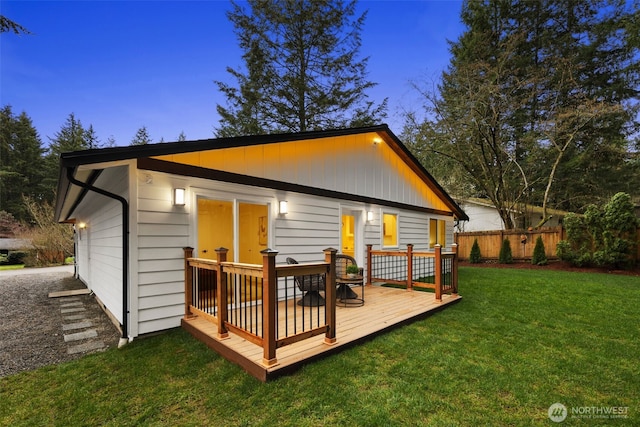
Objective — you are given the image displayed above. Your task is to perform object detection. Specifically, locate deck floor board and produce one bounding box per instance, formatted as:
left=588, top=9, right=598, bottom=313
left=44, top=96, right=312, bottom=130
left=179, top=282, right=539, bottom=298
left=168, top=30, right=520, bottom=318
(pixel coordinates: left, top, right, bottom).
left=182, top=285, right=460, bottom=381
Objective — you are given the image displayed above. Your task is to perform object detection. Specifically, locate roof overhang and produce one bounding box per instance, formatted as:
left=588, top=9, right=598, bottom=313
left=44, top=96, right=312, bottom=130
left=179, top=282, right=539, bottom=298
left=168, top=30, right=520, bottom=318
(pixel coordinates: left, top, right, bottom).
left=54, top=125, right=468, bottom=222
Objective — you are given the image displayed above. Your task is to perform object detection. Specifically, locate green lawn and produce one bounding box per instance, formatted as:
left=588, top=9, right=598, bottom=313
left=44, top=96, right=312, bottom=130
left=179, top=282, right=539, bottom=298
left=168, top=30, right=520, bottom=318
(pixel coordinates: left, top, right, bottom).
left=1, top=267, right=638, bottom=426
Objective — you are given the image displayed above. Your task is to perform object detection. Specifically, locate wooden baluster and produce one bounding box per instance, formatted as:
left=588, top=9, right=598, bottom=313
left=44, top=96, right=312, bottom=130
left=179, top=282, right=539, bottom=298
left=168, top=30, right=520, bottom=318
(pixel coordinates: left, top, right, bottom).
left=324, top=247, right=337, bottom=345
left=366, top=244, right=373, bottom=286
left=216, top=247, right=229, bottom=339
left=261, top=248, right=279, bottom=366
left=435, top=244, right=442, bottom=302
left=407, top=244, right=414, bottom=290
left=183, top=247, right=194, bottom=318
left=451, top=243, right=459, bottom=296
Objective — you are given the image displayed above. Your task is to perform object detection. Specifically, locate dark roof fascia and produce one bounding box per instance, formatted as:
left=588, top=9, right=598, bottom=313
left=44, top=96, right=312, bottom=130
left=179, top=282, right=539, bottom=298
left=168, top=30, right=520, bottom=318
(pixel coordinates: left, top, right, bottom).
left=59, top=125, right=392, bottom=168
left=378, top=131, right=468, bottom=221
left=138, top=157, right=456, bottom=218
left=54, top=167, right=103, bottom=222
left=57, top=124, right=467, bottom=221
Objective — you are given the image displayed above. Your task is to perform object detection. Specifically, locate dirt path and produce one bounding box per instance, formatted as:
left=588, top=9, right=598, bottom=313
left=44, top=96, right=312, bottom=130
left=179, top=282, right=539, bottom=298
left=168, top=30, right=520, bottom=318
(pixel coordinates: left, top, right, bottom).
left=0, top=267, right=121, bottom=377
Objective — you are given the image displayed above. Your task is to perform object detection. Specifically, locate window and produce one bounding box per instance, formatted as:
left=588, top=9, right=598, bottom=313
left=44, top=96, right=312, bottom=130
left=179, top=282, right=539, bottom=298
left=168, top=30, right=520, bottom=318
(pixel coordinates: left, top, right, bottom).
left=429, top=219, right=447, bottom=248
left=383, top=213, right=398, bottom=247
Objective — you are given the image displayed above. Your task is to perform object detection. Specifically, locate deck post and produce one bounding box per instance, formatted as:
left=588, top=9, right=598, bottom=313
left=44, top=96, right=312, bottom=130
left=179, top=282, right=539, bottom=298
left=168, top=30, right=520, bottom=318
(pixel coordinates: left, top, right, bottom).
left=215, top=248, right=229, bottom=339
left=435, top=244, right=442, bottom=302
left=451, top=243, right=459, bottom=295
left=406, top=244, right=414, bottom=290
left=183, top=247, right=194, bottom=318
left=366, top=244, right=373, bottom=286
left=261, top=248, right=279, bottom=366
left=324, top=247, right=338, bottom=345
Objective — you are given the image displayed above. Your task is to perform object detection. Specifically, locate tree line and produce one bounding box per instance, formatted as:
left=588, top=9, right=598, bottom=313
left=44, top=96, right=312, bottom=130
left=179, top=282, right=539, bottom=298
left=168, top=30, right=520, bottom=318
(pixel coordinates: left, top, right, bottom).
left=2, top=0, right=638, bottom=233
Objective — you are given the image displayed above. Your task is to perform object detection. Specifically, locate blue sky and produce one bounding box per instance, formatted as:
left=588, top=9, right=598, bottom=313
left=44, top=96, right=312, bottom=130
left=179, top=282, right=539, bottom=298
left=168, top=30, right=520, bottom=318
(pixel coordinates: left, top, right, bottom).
left=1, top=0, right=464, bottom=146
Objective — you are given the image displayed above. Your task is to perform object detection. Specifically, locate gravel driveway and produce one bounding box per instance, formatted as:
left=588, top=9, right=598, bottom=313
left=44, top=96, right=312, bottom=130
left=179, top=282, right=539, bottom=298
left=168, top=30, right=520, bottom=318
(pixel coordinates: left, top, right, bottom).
left=0, top=266, right=120, bottom=378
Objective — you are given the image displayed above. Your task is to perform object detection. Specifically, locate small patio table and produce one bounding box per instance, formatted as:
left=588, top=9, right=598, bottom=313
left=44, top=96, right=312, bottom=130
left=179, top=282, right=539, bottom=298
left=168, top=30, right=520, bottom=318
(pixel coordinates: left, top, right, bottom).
left=336, top=275, right=364, bottom=307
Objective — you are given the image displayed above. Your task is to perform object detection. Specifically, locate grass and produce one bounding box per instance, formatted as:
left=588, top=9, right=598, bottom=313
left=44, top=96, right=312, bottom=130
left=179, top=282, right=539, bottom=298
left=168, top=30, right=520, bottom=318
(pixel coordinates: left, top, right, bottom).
left=0, top=264, right=24, bottom=271
left=1, top=267, right=638, bottom=426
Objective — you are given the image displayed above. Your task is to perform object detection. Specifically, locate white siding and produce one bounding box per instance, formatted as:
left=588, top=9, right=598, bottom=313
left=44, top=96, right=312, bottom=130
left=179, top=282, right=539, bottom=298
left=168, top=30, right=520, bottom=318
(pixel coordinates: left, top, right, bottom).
left=72, top=166, right=128, bottom=325
left=135, top=171, right=189, bottom=335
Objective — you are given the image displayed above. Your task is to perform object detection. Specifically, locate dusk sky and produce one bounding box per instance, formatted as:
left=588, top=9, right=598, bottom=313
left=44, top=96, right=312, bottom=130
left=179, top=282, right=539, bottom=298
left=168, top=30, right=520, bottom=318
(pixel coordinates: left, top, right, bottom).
left=1, top=1, right=465, bottom=147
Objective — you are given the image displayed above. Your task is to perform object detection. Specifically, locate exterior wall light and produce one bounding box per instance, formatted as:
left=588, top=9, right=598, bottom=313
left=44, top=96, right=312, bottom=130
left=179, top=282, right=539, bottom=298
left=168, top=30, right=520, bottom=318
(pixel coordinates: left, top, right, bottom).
left=173, top=188, right=186, bottom=206
left=78, top=222, right=87, bottom=229
left=367, top=211, right=374, bottom=222
left=279, top=200, right=288, bottom=215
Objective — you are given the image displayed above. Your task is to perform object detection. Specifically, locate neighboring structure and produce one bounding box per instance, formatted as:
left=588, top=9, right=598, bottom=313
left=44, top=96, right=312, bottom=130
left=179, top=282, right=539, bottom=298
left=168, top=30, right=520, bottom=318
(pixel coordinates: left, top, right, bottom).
left=55, top=125, right=467, bottom=342
left=455, top=198, right=567, bottom=232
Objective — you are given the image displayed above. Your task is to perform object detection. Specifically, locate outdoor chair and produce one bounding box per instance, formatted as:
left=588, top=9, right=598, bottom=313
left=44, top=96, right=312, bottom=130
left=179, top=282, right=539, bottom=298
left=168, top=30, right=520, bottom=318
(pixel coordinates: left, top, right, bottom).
left=335, top=254, right=365, bottom=305
left=286, top=257, right=326, bottom=306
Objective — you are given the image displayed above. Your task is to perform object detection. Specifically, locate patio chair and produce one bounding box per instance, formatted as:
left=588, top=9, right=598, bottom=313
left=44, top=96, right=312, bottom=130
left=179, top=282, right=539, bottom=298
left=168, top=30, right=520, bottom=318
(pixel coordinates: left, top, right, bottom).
left=286, top=257, right=326, bottom=306
left=335, top=254, right=364, bottom=304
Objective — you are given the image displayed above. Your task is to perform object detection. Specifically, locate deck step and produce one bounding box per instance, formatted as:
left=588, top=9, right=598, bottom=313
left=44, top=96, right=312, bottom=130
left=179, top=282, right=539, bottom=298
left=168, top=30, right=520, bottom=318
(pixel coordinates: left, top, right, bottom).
left=49, top=288, right=91, bottom=298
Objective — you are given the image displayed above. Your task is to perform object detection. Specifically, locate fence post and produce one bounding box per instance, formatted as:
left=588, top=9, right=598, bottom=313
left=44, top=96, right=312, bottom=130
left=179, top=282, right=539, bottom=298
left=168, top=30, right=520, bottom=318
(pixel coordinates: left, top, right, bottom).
left=183, top=247, right=194, bottom=318
left=324, top=247, right=338, bottom=345
left=215, top=248, right=229, bottom=339
left=406, top=244, right=414, bottom=290
left=261, top=248, right=279, bottom=367
left=451, top=243, right=459, bottom=296
left=435, top=244, right=442, bottom=302
left=366, top=244, right=373, bottom=286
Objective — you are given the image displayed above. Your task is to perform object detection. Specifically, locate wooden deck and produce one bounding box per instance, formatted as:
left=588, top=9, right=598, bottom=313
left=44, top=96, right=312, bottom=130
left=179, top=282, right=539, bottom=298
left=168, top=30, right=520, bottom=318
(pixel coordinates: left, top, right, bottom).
left=182, top=284, right=461, bottom=381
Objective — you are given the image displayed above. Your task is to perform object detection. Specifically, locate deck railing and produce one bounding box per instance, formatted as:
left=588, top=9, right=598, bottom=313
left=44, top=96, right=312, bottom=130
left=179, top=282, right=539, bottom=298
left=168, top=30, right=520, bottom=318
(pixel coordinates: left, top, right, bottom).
left=183, top=247, right=337, bottom=367
left=366, top=243, right=458, bottom=301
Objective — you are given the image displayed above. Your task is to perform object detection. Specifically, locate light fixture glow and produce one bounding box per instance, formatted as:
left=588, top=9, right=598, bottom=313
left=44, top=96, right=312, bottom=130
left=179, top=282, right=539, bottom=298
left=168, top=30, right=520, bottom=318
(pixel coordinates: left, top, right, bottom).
left=372, top=137, right=382, bottom=146
left=367, top=211, right=374, bottom=222
left=78, top=222, right=87, bottom=229
left=173, top=188, right=186, bottom=206
left=279, top=200, right=288, bottom=215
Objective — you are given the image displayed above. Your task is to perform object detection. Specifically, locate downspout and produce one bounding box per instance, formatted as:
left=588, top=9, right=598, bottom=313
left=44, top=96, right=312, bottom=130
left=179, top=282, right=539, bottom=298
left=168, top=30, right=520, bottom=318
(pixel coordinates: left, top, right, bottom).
left=66, top=167, right=130, bottom=348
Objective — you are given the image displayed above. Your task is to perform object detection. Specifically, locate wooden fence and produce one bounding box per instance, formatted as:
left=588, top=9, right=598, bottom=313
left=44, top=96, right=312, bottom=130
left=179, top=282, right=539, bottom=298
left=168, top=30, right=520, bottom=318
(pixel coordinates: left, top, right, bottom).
left=455, top=227, right=640, bottom=262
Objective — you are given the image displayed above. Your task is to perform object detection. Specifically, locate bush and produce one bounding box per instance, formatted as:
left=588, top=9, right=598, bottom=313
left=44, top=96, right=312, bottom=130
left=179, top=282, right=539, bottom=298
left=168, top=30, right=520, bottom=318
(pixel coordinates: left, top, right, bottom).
left=557, top=192, right=639, bottom=269
left=469, top=238, right=482, bottom=263
left=7, top=251, right=27, bottom=265
left=499, top=239, right=513, bottom=264
left=531, top=236, right=548, bottom=266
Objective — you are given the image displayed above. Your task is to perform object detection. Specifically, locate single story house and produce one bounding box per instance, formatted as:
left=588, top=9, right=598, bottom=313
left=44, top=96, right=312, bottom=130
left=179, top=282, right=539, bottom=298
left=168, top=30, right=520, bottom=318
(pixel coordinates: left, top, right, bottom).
left=55, top=125, right=467, bottom=343
left=455, top=197, right=567, bottom=232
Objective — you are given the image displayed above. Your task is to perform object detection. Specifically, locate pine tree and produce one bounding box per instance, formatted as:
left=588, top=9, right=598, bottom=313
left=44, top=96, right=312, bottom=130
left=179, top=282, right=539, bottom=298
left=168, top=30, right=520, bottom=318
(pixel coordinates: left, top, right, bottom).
left=130, top=126, right=152, bottom=146
left=0, top=106, right=46, bottom=221
left=531, top=236, right=547, bottom=266
left=406, top=0, right=639, bottom=226
left=469, top=238, right=482, bottom=264
left=42, top=113, right=91, bottom=200
left=215, top=0, right=387, bottom=136
left=499, top=239, right=513, bottom=264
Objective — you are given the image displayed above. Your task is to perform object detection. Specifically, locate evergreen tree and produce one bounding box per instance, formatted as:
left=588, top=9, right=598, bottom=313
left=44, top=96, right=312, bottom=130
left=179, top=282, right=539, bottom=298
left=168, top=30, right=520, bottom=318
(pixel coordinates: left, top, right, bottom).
left=130, top=126, right=152, bottom=145
left=0, top=106, right=46, bottom=221
left=215, top=0, right=387, bottom=136
left=406, top=0, right=639, bottom=227
left=469, top=238, right=482, bottom=264
left=42, top=113, right=91, bottom=200
left=499, top=239, right=513, bottom=264
left=531, top=235, right=547, bottom=266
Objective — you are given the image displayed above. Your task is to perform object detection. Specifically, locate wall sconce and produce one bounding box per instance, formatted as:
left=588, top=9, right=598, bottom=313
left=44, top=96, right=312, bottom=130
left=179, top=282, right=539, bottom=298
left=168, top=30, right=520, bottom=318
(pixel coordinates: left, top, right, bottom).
left=372, top=137, right=382, bottom=146
left=279, top=200, right=288, bottom=215
left=173, top=188, right=186, bottom=206
left=367, top=211, right=374, bottom=222
left=78, top=222, right=87, bottom=230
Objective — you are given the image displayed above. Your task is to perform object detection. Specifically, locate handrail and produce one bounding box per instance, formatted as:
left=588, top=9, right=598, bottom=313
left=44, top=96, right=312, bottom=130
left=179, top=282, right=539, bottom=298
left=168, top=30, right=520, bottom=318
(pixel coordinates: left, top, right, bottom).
left=183, top=247, right=337, bottom=367
left=366, top=243, right=458, bottom=301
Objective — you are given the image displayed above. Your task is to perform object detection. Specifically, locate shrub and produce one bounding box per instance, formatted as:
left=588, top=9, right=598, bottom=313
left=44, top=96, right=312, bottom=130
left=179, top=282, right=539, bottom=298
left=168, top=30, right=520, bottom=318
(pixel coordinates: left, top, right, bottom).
left=498, top=239, right=513, bottom=264
left=469, top=238, right=482, bottom=263
left=7, top=251, right=27, bottom=265
left=557, top=192, right=638, bottom=269
left=531, top=236, right=548, bottom=266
